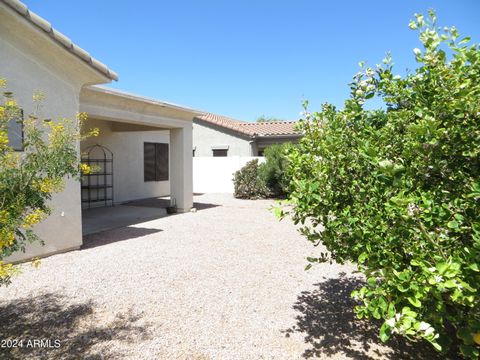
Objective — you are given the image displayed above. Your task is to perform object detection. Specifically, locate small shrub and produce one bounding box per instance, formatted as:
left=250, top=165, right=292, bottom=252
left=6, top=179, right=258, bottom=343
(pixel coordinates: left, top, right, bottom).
left=233, top=159, right=271, bottom=199
left=259, top=143, right=292, bottom=197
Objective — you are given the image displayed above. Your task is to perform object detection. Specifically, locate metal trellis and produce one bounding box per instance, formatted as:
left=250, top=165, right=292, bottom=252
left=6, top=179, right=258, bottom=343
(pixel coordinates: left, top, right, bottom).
left=81, top=144, right=114, bottom=209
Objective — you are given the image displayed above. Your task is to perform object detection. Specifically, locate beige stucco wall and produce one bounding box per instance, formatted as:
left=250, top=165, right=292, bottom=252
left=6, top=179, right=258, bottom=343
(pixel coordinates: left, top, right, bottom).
left=81, top=119, right=170, bottom=204
left=193, top=121, right=253, bottom=156
left=0, top=3, right=110, bottom=261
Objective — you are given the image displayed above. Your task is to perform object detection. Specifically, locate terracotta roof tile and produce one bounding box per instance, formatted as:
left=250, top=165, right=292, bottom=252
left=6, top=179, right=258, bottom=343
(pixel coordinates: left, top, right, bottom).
left=196, top=112, right=300, bottom=137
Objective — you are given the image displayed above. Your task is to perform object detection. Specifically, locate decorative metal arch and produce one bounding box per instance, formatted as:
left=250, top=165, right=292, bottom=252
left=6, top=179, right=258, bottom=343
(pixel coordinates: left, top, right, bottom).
left=81, top=144, right=114, bottom=209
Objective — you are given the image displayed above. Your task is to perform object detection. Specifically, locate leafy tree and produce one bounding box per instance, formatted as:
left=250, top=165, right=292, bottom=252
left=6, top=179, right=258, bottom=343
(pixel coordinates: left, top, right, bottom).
left=279, top=12, right=480, bottom=357
left=0, top=79, right=96, bottom=286
left=256, top=115, right=286, bottom=123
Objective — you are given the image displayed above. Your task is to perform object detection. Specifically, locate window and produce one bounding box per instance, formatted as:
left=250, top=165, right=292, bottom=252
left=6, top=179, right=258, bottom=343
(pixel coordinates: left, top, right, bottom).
left=211, top=145, right=229, bottom=157
left=7, top=109, right=23, bottom=151
left=257, top=149, right=265, bottom=156
left=144, top=142, right=169, bottom=182
left=212, top=149, right=228, bottom=157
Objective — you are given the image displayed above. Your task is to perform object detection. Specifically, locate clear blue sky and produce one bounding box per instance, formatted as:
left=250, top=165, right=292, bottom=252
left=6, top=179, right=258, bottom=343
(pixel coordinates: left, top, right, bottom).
left=26, top=1, right=480, bottom=121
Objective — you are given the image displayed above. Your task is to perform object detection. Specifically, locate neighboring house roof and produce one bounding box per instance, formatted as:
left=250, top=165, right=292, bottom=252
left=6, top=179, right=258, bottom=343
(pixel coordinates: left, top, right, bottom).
left=196, top=112, right=300, bottom=138
left=1, top=0, right=118, bottom=81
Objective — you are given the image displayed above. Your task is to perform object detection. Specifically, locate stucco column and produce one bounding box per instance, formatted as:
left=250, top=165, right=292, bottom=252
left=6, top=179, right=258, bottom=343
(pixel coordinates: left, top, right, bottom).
left=170, top=126, right=193, bottom=212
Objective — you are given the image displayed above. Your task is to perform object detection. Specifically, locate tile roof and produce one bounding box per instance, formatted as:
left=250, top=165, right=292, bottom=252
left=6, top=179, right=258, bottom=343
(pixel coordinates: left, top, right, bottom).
left=196, top=112, right=300, bottom=137
left=1, top=0, right=118, bottom=81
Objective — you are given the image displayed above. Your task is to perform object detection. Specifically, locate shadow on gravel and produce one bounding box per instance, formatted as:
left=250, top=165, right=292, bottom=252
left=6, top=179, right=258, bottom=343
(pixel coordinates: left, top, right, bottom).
left=82, top=226, right=163, bottom=249
left=124, top=196, right=221, bottom=212
left=0, top=292, right=150, bottom=359
left=284, top=273, right=449, bottom=360
left=193, top=202, right=221, bottom=211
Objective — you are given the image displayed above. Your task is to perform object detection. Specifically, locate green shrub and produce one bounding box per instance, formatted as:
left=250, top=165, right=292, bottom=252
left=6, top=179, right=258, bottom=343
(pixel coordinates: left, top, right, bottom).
left=233, top=159, right=271, bottom=199
left=259, top=143, right=292, bottom=197
left=279, top=11, right=480, bottom=357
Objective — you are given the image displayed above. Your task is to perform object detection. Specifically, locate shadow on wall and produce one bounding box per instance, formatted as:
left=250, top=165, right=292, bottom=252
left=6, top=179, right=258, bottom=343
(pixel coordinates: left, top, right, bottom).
left=0, top=292, right=150, bottom=359
left=284, top=273, right=448, bottom=360
left=82, top=226, right=163, bottom=250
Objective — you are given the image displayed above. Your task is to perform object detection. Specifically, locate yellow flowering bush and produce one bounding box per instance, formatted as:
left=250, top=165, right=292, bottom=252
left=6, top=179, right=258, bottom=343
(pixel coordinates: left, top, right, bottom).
left=0, top=79, right=97, bottom=286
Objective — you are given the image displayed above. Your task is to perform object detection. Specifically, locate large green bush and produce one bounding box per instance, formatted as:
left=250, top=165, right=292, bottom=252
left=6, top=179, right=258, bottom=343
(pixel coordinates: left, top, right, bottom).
left=233, top=159, right=271, bottom=199
left=279, top=12, right=480, bottom=357
left=259, top=143, right=292, bottom=197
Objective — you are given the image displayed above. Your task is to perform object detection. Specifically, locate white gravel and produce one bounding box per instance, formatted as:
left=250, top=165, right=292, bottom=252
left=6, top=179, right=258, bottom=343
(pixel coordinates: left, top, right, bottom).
left=0, top=194, right=440, bottom=359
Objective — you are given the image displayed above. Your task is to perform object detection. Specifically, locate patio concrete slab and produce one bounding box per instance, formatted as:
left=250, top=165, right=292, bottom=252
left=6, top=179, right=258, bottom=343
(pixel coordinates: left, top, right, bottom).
left=82, top=204, right=167, bottom=235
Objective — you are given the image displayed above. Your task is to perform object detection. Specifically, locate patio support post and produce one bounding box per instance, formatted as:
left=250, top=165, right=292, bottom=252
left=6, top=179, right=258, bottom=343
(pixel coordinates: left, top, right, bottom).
left=170, top=126, right=193, bottom=212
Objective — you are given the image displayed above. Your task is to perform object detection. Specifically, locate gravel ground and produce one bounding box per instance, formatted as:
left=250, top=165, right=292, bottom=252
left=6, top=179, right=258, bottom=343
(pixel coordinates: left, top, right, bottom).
left=0, top=194, right=441, bottom=359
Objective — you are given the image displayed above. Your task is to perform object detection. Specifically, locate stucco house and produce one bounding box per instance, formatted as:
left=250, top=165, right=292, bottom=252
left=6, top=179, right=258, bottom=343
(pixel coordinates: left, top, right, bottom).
left=193, top=113, right=301, bottom=157
left=1, top=0, right=197, bottom=261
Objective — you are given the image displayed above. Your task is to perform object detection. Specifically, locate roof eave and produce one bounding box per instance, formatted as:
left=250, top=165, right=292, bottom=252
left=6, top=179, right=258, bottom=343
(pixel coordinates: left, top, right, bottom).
left=86, top=86, right=203, bottom=116
left=1, top=0, right=118, bottom=81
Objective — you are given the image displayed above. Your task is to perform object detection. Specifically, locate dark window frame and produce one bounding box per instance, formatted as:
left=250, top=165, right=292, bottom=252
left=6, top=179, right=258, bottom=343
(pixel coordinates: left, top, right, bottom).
left=7, top=109, right=24, bottom=151
left=144, top=142, right=169, bottom=182
left=212, top=149, right=228, bottom=157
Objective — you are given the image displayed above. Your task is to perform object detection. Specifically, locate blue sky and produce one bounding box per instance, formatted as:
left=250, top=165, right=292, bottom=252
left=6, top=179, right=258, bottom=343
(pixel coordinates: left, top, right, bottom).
left=26, top=1, right=480, bottom=121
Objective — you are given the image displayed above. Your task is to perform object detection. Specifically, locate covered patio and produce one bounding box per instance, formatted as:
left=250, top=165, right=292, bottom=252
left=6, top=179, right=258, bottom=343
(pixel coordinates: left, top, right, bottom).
left=79, top=86, right=199, bottom=235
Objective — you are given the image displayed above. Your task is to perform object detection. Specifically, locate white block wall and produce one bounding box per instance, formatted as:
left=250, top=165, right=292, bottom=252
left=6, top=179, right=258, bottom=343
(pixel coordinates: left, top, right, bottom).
left=193, top=156, right=265, bottom=193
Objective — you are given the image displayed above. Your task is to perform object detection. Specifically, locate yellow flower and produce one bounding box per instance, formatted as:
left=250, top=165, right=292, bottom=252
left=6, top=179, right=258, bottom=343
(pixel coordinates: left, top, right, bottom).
left=23, top=209, right=45, bottom=228
left=80, top=163, right=92, bottom=175
left=31, top=258, right=41, bottom=268
left=89, top=127, right=100, bottom=137
left=77, top=112, right=88, bottom=122
left=0, top=106, right=5, bottom=119
left=0, top=79, right=7, bottom=88
left=0, top=131, right=8, bottom=147
left=33, top=178, right=63, bottom=193
left=0, top=210, right=10, bottom=223
left=0, top=230, right=15, bottom=248
left=0, top=261, right=16, bottom=279
left=5, top=100, right=16, bottom=107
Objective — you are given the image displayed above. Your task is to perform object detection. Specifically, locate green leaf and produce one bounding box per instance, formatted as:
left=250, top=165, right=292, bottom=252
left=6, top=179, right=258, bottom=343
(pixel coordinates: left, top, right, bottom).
left=358, top=252, right=368, bottom=263
left=457, top=328, right=473, bottom=343
left=407, top=297, right=421, bottom=308
left=436, top=262, right=449, bottom=274
left=458, top=37, right=471, bottom=45
left=379, top=322, right=392, bottom=342
left=273, top=206, right=283, bottom=219
left=444, top=280, right=457, bottom=288
left=468, top=263, right=479, bottom=272
left=447, top=220, right=459, bottom=229
left=460, top=344, right=479, bottom=358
